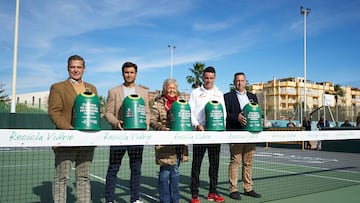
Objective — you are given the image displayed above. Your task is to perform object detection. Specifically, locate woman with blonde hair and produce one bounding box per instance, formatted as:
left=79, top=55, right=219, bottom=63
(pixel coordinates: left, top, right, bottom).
left=150, top=78, right=188, bottom=203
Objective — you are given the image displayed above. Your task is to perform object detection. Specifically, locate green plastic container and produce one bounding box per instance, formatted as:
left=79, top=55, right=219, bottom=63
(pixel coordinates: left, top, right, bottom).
left=73, top=91, right=101, bottom=131
left=205, top=100, right=225, bottom=131
left=169, top=99, right=192, bottom=131
left=243, top=102, right=263, bottom=132
left=123, top=94, right=147, bottom=130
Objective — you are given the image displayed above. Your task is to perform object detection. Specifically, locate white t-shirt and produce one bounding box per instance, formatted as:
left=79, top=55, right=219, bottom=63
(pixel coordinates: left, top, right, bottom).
left=123, top=86, right=136, bottom=97
left=188, top=85, right=226, bottom=127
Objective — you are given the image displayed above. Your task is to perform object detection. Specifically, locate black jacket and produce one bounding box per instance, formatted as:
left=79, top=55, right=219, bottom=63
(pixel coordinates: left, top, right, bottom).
left=224, top=90, right=258, bottom=130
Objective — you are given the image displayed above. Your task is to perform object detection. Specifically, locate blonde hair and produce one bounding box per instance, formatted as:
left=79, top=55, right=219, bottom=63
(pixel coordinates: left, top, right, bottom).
left=162, top=78, right=178, bottom=95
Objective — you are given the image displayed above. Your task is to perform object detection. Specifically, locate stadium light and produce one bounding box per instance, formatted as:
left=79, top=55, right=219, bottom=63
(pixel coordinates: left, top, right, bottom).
left=168, top=45, right=175, bottom=78
left=300, top=6, right=311, bottom=120
left=11, top=0, right=20, bottom=113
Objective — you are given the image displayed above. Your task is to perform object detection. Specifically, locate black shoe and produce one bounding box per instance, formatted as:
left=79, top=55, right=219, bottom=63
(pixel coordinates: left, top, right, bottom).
left=244, top=190, right=261, bottom=198
left=230, top=191, right=241, bottom=200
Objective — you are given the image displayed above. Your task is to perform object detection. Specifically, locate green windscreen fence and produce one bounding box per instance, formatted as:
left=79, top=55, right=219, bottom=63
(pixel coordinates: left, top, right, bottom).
left=0, top=113, right=111, bottom=129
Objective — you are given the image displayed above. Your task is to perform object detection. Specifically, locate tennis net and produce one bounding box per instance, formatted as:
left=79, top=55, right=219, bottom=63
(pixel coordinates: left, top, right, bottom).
left=1, top=129, right=359, bottom=202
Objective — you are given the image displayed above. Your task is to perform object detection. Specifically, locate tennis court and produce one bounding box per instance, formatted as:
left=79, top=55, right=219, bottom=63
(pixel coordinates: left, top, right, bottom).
left=1, top=143, right=359, bottom=202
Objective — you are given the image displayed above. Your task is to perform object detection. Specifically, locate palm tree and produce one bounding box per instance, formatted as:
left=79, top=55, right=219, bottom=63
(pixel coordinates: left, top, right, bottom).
left=186, top=62, right=205, bottom=89
left=334, top=84, right=345, bottom=97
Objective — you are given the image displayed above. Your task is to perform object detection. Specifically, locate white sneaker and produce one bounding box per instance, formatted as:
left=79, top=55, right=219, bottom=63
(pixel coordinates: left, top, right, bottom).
left=133, top=200, right=143, bottom=203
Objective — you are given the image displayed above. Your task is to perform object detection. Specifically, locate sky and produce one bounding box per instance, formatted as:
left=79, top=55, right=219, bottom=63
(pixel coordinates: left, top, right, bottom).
left=1, top=0, right=359, bottom=98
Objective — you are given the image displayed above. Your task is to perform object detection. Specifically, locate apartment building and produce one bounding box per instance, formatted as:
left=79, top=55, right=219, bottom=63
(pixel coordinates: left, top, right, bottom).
left=249, top=77, right=360, bottom=122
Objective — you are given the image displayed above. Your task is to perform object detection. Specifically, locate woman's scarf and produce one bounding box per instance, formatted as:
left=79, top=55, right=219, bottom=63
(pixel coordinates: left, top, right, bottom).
left=164, top=94, right=178, bottom=111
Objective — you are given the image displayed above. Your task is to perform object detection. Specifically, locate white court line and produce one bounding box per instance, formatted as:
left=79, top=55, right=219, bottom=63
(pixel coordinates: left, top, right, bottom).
left=90, top=148, right=159, bottom=201
left=88, top=170, right=159, bottom=202
left=2, top=146, right=358, bottom=199
left=255, top=159, right=360, bottom=175
left=218, top=148, right=360, bottom=175
left=90, top=152, right=159, bottom=200
left=0, top=164, right=33, bottom=168
left=218, top=150, right=360, bottom=184
left=253, top=166, right=360, bottom=184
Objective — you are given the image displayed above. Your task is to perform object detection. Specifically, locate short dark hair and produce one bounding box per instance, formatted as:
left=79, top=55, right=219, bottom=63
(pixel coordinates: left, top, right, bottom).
left=67, top=55, right=85, bottom=67
left=203, top=66, right=216, bottom=76
left=233, top=72, right=245, bottom=84
left=122, top=62, right=138, bottom=73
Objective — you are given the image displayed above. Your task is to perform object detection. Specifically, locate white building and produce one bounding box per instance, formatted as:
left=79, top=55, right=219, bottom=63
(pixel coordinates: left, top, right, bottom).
left=11, top=91, right=49, bottom=110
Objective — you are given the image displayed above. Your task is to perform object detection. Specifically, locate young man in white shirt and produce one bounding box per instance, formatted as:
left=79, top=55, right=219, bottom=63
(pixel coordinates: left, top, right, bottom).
left=188, top=66, right=226, bottom=203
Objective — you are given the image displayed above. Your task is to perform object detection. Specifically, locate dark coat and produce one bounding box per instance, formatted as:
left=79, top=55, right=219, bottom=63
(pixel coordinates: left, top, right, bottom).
left=224, top=90, right=258, bottom=130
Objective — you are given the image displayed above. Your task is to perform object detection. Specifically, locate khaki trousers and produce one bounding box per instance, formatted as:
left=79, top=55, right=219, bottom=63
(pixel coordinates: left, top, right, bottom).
left=53, top=147, right=94, bottom=203
left=228, top=144, right=255, bottom=193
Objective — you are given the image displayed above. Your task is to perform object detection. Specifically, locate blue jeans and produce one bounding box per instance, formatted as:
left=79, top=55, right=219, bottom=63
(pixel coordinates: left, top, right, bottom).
left=158, top=158, right=180, bottom=203
left=105, top=145, right=143, bottom=203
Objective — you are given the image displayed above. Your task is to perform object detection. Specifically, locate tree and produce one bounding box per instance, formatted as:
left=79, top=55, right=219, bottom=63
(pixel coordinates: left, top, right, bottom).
left=186, top=62, right=205, bottom=89
left=229, top=83, right=235, bottom=91
left=334, top=84, right=345, bottom=97
left=0, top=82, right=10, bottom=102
left=334, top=83, right=345, bottom=108
left=99, top=95, right=106, bottom=118
left=229, top=76, right=251, bottom=92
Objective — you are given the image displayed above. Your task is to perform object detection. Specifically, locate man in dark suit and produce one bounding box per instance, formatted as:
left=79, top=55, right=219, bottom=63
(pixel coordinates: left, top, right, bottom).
left=224, top=72, right=261, bottom=200
left=48, top=54, right=98, bottom=203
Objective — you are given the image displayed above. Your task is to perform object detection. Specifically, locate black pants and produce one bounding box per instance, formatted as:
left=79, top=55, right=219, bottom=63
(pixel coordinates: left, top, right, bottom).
left=105, top=145, right=144, bottom=203
left=190, top=144, right=221, bottom=196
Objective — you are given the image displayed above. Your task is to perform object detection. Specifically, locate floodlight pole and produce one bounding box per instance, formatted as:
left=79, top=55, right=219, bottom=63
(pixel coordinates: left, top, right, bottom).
left=168, top=45, right=175, bottom=78
left=301, top=6, right=310, bottom=119
left=11, top=0, right=20, bottom=113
